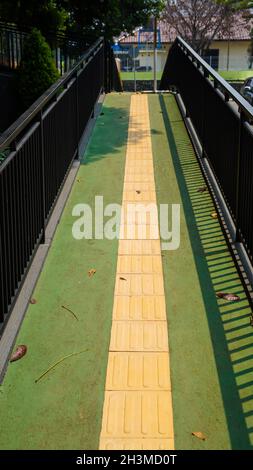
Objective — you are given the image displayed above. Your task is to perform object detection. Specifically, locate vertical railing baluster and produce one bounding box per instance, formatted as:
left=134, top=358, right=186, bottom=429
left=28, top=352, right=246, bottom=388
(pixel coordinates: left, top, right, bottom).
left=40, top=110, right=46, bottom=244
left=235, top=111, right=245, bottom=242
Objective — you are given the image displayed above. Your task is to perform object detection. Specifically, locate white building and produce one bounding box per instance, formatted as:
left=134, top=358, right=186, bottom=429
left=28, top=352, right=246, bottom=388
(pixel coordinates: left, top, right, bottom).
left=116, top=18, right=253, bottom=72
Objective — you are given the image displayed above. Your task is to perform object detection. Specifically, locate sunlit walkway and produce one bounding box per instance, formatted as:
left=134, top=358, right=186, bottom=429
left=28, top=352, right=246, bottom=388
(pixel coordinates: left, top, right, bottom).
left=0, top=93, right=252, bottom=450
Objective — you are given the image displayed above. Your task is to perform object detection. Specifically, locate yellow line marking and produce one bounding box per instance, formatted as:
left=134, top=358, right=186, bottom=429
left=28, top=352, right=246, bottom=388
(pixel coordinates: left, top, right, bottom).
left=99, top=94, right=174, bottom=450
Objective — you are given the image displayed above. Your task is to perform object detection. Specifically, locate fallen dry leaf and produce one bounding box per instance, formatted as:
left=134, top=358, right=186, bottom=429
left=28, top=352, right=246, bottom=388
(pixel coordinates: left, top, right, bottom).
left=211, top=212, right=218, bottom=219
left=136, top=190, right=141, bottom=194
left=30, top=298, right=37, bottom=304
left=120, top=277, right=127, bottom=281
left=88, top=269, right=96, bottom=277
left=197, top=186, right=207, bottom=193
left=10, top=345, right=27, bottom=362
left=216, top=292, right=240, bottom=302
left=192, top=432, right=206, bottom=441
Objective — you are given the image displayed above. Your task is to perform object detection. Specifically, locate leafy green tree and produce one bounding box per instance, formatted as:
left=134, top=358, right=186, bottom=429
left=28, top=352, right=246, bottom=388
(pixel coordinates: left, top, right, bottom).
left=47, top=1, right=165, bottom=40
left=16, top=28, right=60, bottom=109
left=0, top=1, right=166, bottom=39
left=0, top=0, right=67, bottom=34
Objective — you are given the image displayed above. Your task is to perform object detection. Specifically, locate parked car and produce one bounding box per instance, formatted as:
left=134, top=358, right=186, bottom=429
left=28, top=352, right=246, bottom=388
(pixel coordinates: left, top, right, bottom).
left=135, top=66, right=152, bottom=72
left=121, top=66, right=133, bottom=72
left=240, top=77, right=253, bottom=106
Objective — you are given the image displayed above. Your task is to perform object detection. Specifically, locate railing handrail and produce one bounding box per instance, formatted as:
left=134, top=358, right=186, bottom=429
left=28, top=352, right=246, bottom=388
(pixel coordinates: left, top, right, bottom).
left=0, top=37, right=104, bottom=152
left=174, top=36, right=253, bottom=120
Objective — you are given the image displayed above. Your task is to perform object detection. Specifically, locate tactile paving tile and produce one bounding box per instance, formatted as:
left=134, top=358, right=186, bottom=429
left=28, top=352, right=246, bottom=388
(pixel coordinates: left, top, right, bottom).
left=105, top=352, right=171, bottom=390
left=109, top=321, right=168, bottom=351
left=124, top=173, right=155, bottom=182
left=123, top=184, right=156, bottom=193
left=125, top=166, right=154, bottom=175
left=112, top=296, right=167, bottom=321
left=119, top=224, right=159, bottom=240
left=100, top=391, right=174, bottom=438
left=118, top=240, right=161, bottom=255
left=116, top=255, right=163, bottom=274
left=100, top=438, right=175, bottom=450
left=115, top=274, right=164, bottom=296
left=121, top=205, right=159, bottom=226
left=123, top=190, right=156, bottom=202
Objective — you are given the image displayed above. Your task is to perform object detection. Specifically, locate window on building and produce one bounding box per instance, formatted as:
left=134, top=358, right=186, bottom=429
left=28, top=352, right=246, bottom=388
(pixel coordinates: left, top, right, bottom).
left=202, top=49, right=219, bottom=70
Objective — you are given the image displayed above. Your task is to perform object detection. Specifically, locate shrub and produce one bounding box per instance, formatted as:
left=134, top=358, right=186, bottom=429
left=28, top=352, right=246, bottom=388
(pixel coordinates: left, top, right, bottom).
left=16, top=28, right=60, bottom=110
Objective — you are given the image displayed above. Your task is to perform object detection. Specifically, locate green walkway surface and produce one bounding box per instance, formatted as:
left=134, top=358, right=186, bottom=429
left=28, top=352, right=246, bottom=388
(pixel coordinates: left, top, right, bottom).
left=0, top=92, right=252, bottom=450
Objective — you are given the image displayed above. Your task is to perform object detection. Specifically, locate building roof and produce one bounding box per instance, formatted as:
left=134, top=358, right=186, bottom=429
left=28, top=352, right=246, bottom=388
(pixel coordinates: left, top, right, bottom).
left=118, top=16, right=253, bottom=44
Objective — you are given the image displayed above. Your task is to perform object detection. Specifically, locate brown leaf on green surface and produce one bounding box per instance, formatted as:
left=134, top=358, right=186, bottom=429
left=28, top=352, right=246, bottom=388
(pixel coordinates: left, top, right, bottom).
left=88, top=269, right=96, bottom=277
left=216, top=292, right=240, bottom=302
left=192, top=432, right=206, bottom=441
left=10, top=345, right=27, bottom=362
left=211, top=212, right=218, bottom=219
left=197, top=186, right=207, bottom=193
left=30, top=298, right=37, bottom=304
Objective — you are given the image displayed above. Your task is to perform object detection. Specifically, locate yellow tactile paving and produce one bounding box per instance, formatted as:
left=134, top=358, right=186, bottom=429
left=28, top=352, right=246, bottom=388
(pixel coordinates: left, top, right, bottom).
left=112, top=295, right=167, bottom=321
left=100, top=438, right=175, bottom=450
left=109, top=321, right=169, bottom=351
left=115, top=274, right=164, bottom=296
left=118, top=240, right=161, bottom=255
left=119, top=224, right=159, bottom=240
left=121, top=206, right=159, bottom=226
left=99, top=94, right=174, bottom=450
left=123, top=190, right=156, bottom=202
left=116, top=255, right=163, bottom=274
left=100, top=391, right=174, bottom=439
left=105, top=353, right=171, bottom=390
left=124, top=173, right=155, bottom=182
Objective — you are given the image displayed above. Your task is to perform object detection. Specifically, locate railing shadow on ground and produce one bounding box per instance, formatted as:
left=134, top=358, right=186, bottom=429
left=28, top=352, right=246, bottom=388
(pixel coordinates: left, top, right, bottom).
left=81, top=106, right=163, bottom=166
left=80, top=106, right=129, bottom=166
left=160, top=94, right=253, bottom=450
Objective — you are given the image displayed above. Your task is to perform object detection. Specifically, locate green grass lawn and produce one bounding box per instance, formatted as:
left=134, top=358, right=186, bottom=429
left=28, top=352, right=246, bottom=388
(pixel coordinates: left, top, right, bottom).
left=219, top=70, right=253, bottom=81
left=120, top=71, right=162, bottom=80
left=121, top=70, right=253, bottom=81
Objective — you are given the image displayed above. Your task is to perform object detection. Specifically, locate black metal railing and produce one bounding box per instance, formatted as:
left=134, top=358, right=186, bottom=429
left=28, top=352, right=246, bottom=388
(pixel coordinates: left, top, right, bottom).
left=0, top=22, right=92, bottom=75
left=160, top=37, right=253, bottom=265
left=0, top=38, right=122, bottom=330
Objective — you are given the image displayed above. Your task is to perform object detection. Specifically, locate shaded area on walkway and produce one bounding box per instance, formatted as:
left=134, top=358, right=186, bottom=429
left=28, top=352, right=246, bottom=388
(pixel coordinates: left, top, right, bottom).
left=150, top=94, right=253, bottom=449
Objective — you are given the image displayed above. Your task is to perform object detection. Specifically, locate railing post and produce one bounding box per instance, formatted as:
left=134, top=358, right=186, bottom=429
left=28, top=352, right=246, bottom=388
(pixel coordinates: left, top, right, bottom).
left=235, top=111, right=244, bottom=242
left=201, top=70, right=209, bottom=158
left=39, top=110, right=46, bottom=244
left=75, top=70, right=80, bottom=159
left=104, top=40, right=109, bottom=93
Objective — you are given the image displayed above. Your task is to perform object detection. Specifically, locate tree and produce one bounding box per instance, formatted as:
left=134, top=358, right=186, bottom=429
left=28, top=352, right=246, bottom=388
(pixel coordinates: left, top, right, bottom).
left=162, top=0, right=247, bottom=54
left=0, top=0, right=67, bottom=34
left=16, top=28, right=60, bottom=109
left=0, top=1, right=166, bottom=40
left=53, top=1, right=166, bottom=39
